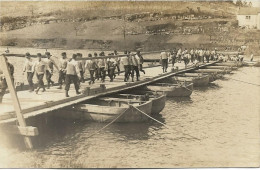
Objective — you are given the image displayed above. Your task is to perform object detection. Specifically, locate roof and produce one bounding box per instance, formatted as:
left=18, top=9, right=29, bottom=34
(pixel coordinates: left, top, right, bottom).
left=238, top=7, right=260, bottom=15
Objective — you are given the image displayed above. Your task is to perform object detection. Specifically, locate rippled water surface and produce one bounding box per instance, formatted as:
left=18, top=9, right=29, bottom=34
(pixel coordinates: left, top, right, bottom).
left=0, top=54, right=259, bottom=168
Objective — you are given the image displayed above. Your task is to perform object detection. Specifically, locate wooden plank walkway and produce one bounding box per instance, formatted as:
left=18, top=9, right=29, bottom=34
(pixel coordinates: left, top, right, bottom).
left=0, top=61, right=217, bottom=124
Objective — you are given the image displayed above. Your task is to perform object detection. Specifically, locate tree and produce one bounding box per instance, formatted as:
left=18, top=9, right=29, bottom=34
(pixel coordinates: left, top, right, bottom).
left=236, top=0, right=243, bottom=7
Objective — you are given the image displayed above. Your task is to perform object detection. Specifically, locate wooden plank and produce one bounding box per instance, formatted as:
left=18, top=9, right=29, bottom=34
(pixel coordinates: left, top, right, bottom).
left=0, top=55, right=34, bottom=149
left=0, top=125, right=39, bottom=136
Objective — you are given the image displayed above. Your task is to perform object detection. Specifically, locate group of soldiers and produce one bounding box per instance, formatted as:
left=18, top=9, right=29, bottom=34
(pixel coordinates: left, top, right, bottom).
left=0, top=50, right=146, bottom=100
left=159, top=47, right=242, bottom=73
left=0, top=47, right=243, bottom=102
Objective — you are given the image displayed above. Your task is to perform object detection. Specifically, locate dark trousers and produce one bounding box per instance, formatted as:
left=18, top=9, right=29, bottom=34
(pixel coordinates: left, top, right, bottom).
left=116, top=64, right=120, bottom=73
left=79, top=71, right=85, bottom=83
left=139, top=64, right=145, bottom=74
left=46, top=70, right=54, bottom=87
left=171, top=57, right=176, bottom=66
left=58, top=71, right=66, bottom=86
left=108, top=67, right=115, bottom=81
left=191, top=54, right=194, bottom=62
left=95, top=68, right=99, bottom=80
left=99, top=67, right=106, bottom=81
left=124, top=65, right=130, bottom=80
left=206, top=55, right=210, bottom=63
left=89, top=70, right=95, bottom=83
left=65, top=74, right=79, bottom=91
left=129, top=65, right=134, bottom=78
left=133, top=66, right=140, bottom=79
left=27, top=72, right=34, bottom=91
left=36, top=73, right=45, bottom=89
left=162, top=59, right=168, bottom=72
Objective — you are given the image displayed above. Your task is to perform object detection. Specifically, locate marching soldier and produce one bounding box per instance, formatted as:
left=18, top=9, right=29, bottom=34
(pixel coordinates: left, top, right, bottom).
left=160, top=51, right=169, bottom=73
left=65, top=54, right=81, bottom=97
left=85, top=53, right=97, bottom=84
left=34, top=53, right=46, bottom=94
left=57, top=52, right=68, bottom=89
left=23, top=52, right=35, bottom=92
left=136, top=50, right=145, bottom=74
left=77, top=53, right=85, bottom=83
left=107, top=55, right=116, bottom=82
left=121, top=51, right=130, bottom=82
left=45, top=52, right=55, bottom=89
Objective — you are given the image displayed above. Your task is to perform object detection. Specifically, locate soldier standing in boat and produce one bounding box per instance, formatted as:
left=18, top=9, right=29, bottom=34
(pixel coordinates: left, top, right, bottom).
left=57, top=52, right=68, bottom=89
left=34, top=53, right=46, bottom=94
left=45, top=52, right=55, bottom=89
left=160, top=51, right=169, bottom=73
left=121, top=51, right=130, bottom=82
left=65, top=54, right=81, bottom=97
left=23, top=52, right=35, bottom=92
left=0, top=56, right=14, bottom=103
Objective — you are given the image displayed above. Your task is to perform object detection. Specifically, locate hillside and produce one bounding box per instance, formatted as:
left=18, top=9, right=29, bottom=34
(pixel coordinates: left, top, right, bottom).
left=1, top=1, right=259, bottom=55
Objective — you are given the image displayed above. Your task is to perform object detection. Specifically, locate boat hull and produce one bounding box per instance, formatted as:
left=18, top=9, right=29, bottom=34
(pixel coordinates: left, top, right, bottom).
left=147, top=83, right=193, bottom=97
left=63, top=100, right=153, bottom=123
left=151, top=95, right=166, bottom=115
left=172, top=75, right=209, bottom=87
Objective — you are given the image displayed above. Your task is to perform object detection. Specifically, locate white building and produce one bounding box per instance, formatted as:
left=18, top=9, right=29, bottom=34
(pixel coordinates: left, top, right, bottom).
left=237, top=7, right=260, bottom=29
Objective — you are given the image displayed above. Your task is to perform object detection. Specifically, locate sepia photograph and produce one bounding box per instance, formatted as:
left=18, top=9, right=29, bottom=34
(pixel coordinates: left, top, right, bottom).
left=0, top=0, right=259, bottom=168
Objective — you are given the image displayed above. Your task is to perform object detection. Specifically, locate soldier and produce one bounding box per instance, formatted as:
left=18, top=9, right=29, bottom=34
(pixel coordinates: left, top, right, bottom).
left=77, top=53, right=85, bottom=83
left=114, top=50, right=121, bottom=75
left=57, top=52, right=68, bottom=89
left=160, top=51, right=169, bottom=73
left=65, top=54, right=81, bottom=97
left=23, top=52, right=35, bottom=92
left=205, top=49, right=210, bottom=63
left=93, top=52, right=100, bottom=81
left=136, top=50, right=145, bottom=74
left=132, top=52, right=140, bottom=81
left=121, top=51, right=130, bottom=82
left=34, top=53, right=46, bottom=94
left=45, top=52, right=55, bottom=89
left=0, top=56, right=14, bottom=103
left=98, top=52, right=107, bottom=83
left=107, top=55, right=116, bottom=82
left=85, top=53, right=97, bottom=84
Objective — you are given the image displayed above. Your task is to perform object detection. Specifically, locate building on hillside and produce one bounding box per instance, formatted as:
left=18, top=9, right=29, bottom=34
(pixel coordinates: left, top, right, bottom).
left=237, top=7, right=260, bottom=29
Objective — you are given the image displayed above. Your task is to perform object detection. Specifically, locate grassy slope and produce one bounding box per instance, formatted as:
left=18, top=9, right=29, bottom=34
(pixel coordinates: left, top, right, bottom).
left=0, top=1, right=246, bottom=51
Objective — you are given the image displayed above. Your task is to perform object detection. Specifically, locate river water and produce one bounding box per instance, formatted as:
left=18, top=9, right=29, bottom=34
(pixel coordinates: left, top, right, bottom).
left=0, top=47, right=259, bottom=168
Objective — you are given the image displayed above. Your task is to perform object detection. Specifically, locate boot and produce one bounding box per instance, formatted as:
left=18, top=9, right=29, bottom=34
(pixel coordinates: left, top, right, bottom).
left=42, top=88, right=46, bottom=92
left=136, top=77, right=140, bottom=81
left=47, top=83, right=50, bottom=89
left=57, top=85, right=62, bottom=89
left=132, top=77, right=134, bottom=82
left=35, top=87, right=40, bottom=94
left=76, top=90, right=81, bottom=95
left=65, top=90, right=69, bottom=97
